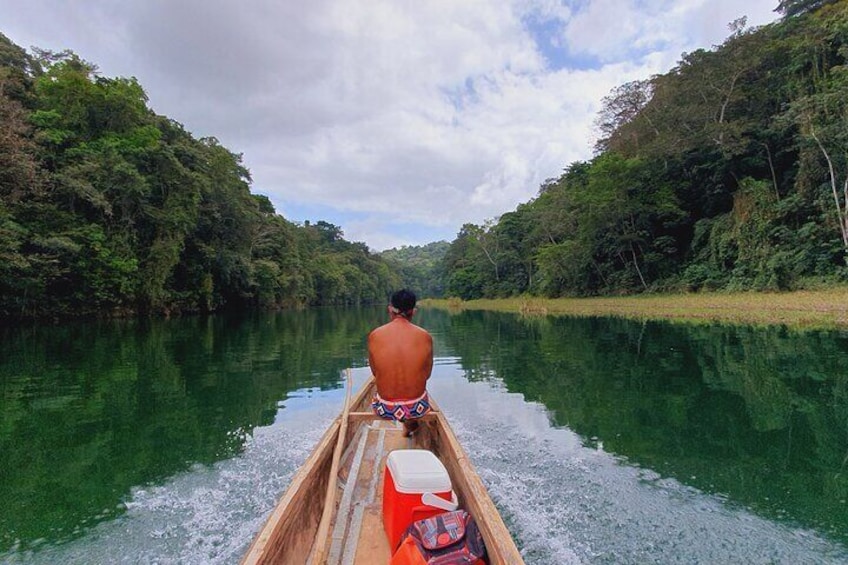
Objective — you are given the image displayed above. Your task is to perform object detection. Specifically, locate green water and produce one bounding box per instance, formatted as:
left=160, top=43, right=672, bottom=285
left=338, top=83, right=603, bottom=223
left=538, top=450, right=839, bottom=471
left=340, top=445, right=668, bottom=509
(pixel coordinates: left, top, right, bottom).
left=441, top=312, right=848, bottom=546
left=1, top=308, right=846, bottom=563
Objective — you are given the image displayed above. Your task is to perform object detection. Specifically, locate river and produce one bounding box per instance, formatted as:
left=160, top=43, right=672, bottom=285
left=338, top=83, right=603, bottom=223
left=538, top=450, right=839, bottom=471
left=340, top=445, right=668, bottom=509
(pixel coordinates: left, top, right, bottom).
left=1, top=307, right=847, bottom=564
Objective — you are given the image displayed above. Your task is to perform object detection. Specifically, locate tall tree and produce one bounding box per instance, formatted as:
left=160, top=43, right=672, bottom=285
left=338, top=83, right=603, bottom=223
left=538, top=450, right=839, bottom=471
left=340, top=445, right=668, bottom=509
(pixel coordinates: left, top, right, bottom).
left=782, top=1, right=848, bottom=266
left=777, top=0, right=840, bottom=17
left=594, top=79, right=654, bottom=155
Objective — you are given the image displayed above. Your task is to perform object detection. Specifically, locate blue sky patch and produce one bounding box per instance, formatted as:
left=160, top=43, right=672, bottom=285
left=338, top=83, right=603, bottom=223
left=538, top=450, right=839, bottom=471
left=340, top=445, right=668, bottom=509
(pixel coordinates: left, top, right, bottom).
left=522, top=10, right=602, bottom=72
left=272, top=199, right=454, bottom=251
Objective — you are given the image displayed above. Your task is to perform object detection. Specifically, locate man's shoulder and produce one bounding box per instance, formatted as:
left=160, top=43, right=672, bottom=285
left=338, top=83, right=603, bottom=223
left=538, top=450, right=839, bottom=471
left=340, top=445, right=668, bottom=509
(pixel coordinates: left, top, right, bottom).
left=413, top=324, right=432, bottom=336
left=368, top=322, right=392, bottom=339
left=409, top=323, right=433, bottom=342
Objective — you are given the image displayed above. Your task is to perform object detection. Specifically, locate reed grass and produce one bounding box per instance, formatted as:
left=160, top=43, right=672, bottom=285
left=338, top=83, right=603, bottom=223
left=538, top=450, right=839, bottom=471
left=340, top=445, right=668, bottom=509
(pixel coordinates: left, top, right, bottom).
left=422, top=288, right=848, bottom=330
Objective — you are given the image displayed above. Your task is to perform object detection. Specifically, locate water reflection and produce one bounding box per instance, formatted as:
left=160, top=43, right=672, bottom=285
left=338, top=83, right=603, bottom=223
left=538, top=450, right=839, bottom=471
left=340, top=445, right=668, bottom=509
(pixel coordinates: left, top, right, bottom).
left=1, top=307, right=847, bottom=558
left=436, top=311, right=848, bottom=545
left=0, top=309, right=378, bottom=552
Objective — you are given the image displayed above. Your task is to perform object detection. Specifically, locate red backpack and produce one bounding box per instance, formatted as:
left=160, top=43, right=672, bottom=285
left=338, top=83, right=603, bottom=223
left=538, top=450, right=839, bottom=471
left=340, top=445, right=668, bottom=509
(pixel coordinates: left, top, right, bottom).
left=390, top=510, right=487, bottom=565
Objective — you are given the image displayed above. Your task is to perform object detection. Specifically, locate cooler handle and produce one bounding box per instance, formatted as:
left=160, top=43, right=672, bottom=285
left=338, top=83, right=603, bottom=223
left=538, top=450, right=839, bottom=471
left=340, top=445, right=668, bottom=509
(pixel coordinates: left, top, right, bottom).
left=421, top=491, right=458, bottom=511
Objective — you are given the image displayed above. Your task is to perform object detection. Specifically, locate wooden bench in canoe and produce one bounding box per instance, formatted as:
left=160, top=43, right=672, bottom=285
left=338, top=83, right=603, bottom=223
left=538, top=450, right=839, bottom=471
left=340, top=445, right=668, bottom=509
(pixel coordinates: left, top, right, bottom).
left=241, top=376, right=524, bottom=565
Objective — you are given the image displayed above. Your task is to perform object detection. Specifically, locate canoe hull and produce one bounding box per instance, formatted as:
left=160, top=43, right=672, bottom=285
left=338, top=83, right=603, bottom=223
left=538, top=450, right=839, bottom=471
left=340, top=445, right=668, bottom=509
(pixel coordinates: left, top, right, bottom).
left=241, top=378, right=523, bottom=564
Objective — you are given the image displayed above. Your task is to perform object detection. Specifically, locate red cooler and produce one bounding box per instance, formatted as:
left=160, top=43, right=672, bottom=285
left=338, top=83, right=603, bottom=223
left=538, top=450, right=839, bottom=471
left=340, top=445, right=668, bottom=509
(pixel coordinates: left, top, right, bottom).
left=383, top=449, right=457, bottom=550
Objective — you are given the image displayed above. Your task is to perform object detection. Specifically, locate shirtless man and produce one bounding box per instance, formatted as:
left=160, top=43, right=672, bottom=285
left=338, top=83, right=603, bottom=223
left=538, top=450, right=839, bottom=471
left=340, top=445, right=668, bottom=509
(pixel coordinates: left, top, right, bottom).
left=368, top=289, right=433, bottom=436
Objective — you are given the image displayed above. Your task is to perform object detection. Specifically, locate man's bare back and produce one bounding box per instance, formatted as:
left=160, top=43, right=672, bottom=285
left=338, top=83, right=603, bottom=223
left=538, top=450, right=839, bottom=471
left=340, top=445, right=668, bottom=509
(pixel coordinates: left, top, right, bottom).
left=368, top=290, right=433, bottom=400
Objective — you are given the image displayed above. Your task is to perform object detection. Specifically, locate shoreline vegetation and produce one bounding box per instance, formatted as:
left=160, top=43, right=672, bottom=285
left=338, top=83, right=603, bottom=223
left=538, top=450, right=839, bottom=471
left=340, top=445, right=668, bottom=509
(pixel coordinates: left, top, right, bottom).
left=422, top=288, right=848, bottom=330
left=432, top=5, right=848, bottom=305
left=5, top=4, right=848, bottom=321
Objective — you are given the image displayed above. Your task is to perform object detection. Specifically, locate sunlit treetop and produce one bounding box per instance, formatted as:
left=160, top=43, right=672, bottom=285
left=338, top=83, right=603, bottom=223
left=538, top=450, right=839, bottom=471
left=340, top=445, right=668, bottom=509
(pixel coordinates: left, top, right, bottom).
left=776, top=0, right=840, bottom=17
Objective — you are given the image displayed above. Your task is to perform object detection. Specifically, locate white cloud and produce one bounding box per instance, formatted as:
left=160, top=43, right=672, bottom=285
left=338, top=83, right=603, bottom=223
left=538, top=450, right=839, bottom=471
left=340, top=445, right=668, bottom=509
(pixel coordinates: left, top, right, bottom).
left=563, top=0, right=651, bottom=62
left=562, top=0, right=779, bottom=64
left=0, top=0, right=780, bottom=250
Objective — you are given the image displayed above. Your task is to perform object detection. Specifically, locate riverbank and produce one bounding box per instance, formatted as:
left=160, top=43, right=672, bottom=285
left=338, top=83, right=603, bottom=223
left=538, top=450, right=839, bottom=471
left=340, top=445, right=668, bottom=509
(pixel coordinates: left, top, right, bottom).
left=422, top=288, right=848, bottom=329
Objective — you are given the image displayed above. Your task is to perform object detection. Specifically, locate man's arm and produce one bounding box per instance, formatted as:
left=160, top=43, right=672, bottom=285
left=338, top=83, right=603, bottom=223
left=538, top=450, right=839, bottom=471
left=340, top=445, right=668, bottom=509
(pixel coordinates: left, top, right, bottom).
left=367, top=330, right=379, bottom=377
left=424, top=333, right=434, bottom=380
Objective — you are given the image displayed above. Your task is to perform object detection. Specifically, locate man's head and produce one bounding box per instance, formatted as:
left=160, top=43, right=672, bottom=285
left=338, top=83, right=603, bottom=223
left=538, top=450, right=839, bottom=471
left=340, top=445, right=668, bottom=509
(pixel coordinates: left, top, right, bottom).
left=389, top=289, right=417, bottom=319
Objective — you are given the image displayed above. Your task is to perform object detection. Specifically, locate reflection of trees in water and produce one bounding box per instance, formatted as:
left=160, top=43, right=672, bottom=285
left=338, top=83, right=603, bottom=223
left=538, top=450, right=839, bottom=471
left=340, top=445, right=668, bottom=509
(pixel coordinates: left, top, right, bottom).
left=436, top=310, right=848, bottom=544
left=0, top=307, right=380, bottom=551
left=3, top=308, right=845, bottom=550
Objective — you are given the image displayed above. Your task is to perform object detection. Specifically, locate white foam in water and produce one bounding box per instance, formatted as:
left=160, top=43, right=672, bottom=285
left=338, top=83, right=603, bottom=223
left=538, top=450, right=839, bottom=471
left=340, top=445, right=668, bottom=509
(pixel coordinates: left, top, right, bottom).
left=428, top=370, right=848, bottom=565
left=6, top=386, right=343, bottom=565
left=7, top=365, right=847, bottom=565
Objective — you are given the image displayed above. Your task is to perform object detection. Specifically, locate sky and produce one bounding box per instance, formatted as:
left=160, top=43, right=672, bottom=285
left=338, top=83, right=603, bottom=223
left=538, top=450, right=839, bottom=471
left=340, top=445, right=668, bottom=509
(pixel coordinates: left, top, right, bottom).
left=0, top=0, right=781, bottom=251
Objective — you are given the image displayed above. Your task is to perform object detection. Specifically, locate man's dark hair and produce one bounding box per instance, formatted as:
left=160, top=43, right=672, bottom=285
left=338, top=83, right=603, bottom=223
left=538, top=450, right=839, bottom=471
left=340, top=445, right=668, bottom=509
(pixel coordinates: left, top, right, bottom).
left=390, top=289, right=417, bottom=316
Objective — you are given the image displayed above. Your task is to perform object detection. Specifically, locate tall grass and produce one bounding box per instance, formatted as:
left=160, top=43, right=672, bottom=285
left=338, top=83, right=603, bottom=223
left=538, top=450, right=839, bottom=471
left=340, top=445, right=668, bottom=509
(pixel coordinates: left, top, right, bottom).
left=422, top=289, right=848, bottom=330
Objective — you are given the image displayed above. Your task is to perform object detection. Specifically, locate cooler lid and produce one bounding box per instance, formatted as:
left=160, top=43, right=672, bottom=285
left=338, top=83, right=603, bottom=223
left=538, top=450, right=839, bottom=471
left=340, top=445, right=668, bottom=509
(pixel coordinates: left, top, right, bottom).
left=386, top=449, right=452, bottom=494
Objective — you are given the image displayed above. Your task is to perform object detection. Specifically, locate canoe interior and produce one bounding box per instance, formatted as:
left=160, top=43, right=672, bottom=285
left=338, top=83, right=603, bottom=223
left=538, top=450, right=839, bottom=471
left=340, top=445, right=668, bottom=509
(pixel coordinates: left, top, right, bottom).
left=325, top=418, right=410, bottom=563
left=241, top=379, right=524, bottom=565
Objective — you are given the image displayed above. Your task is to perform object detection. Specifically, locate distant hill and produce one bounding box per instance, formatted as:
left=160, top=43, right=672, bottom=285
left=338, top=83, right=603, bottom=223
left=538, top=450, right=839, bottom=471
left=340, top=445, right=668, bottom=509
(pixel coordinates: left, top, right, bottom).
left=380, top=241, right=450, bottom=298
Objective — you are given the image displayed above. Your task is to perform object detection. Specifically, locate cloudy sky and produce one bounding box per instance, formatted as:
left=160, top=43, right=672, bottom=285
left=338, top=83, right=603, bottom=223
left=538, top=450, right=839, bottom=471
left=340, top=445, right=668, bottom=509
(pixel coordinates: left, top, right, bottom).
left=1, top=0, right=780, bottom=250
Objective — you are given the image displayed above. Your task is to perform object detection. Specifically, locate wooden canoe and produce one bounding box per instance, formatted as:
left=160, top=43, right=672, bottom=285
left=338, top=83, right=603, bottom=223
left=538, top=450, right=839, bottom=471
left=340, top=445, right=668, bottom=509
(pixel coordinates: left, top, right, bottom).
left=241, top=377, right=525, bottom=565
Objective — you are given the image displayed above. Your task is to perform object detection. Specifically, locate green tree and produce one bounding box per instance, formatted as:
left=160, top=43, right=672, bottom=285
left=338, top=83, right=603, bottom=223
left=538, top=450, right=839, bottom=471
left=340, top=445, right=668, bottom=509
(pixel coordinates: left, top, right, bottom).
left=380, top=241, right=449, bottom=298
left=443, top=224, right=487, bottom=299
left=785, top=64, right=848, bottom=263
left=777, top=0, right=840, bottom=17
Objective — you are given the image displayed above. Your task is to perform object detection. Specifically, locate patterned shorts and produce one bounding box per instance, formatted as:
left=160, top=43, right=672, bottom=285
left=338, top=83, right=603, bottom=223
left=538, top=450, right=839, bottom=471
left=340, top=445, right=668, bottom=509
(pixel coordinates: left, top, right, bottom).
left=371, top=391, right=431, bottom=422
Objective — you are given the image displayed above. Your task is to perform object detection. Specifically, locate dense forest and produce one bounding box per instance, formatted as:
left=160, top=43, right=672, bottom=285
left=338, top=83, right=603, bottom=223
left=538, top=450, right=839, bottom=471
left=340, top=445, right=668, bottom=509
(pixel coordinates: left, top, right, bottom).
left=0, top=34, right=402, bottom=320
left=441, top=0, right=848, bottom=299
left=4, top=0, right=848, bottom=319
left=379, top=241, right=449, bottom=299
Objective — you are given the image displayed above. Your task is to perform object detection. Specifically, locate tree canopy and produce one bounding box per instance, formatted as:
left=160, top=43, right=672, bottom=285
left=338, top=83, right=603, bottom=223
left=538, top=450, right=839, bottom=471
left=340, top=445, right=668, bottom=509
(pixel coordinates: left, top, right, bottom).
left=380, top=241, right=450, bottom=298
left=6, top=0, right=848, bottom=316
left=0, top=34, right=401, bottom=320
left=440, top=1, right=848, bottom=299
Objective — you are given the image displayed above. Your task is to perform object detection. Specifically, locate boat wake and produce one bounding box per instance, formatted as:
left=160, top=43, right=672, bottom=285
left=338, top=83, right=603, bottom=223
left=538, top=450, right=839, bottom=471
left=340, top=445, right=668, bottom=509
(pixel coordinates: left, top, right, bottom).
left=7, top=389, right=339, bottom=565
left=430, top=374, right=848, bottom=565
left=8, top=369, right=846, bottom=565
